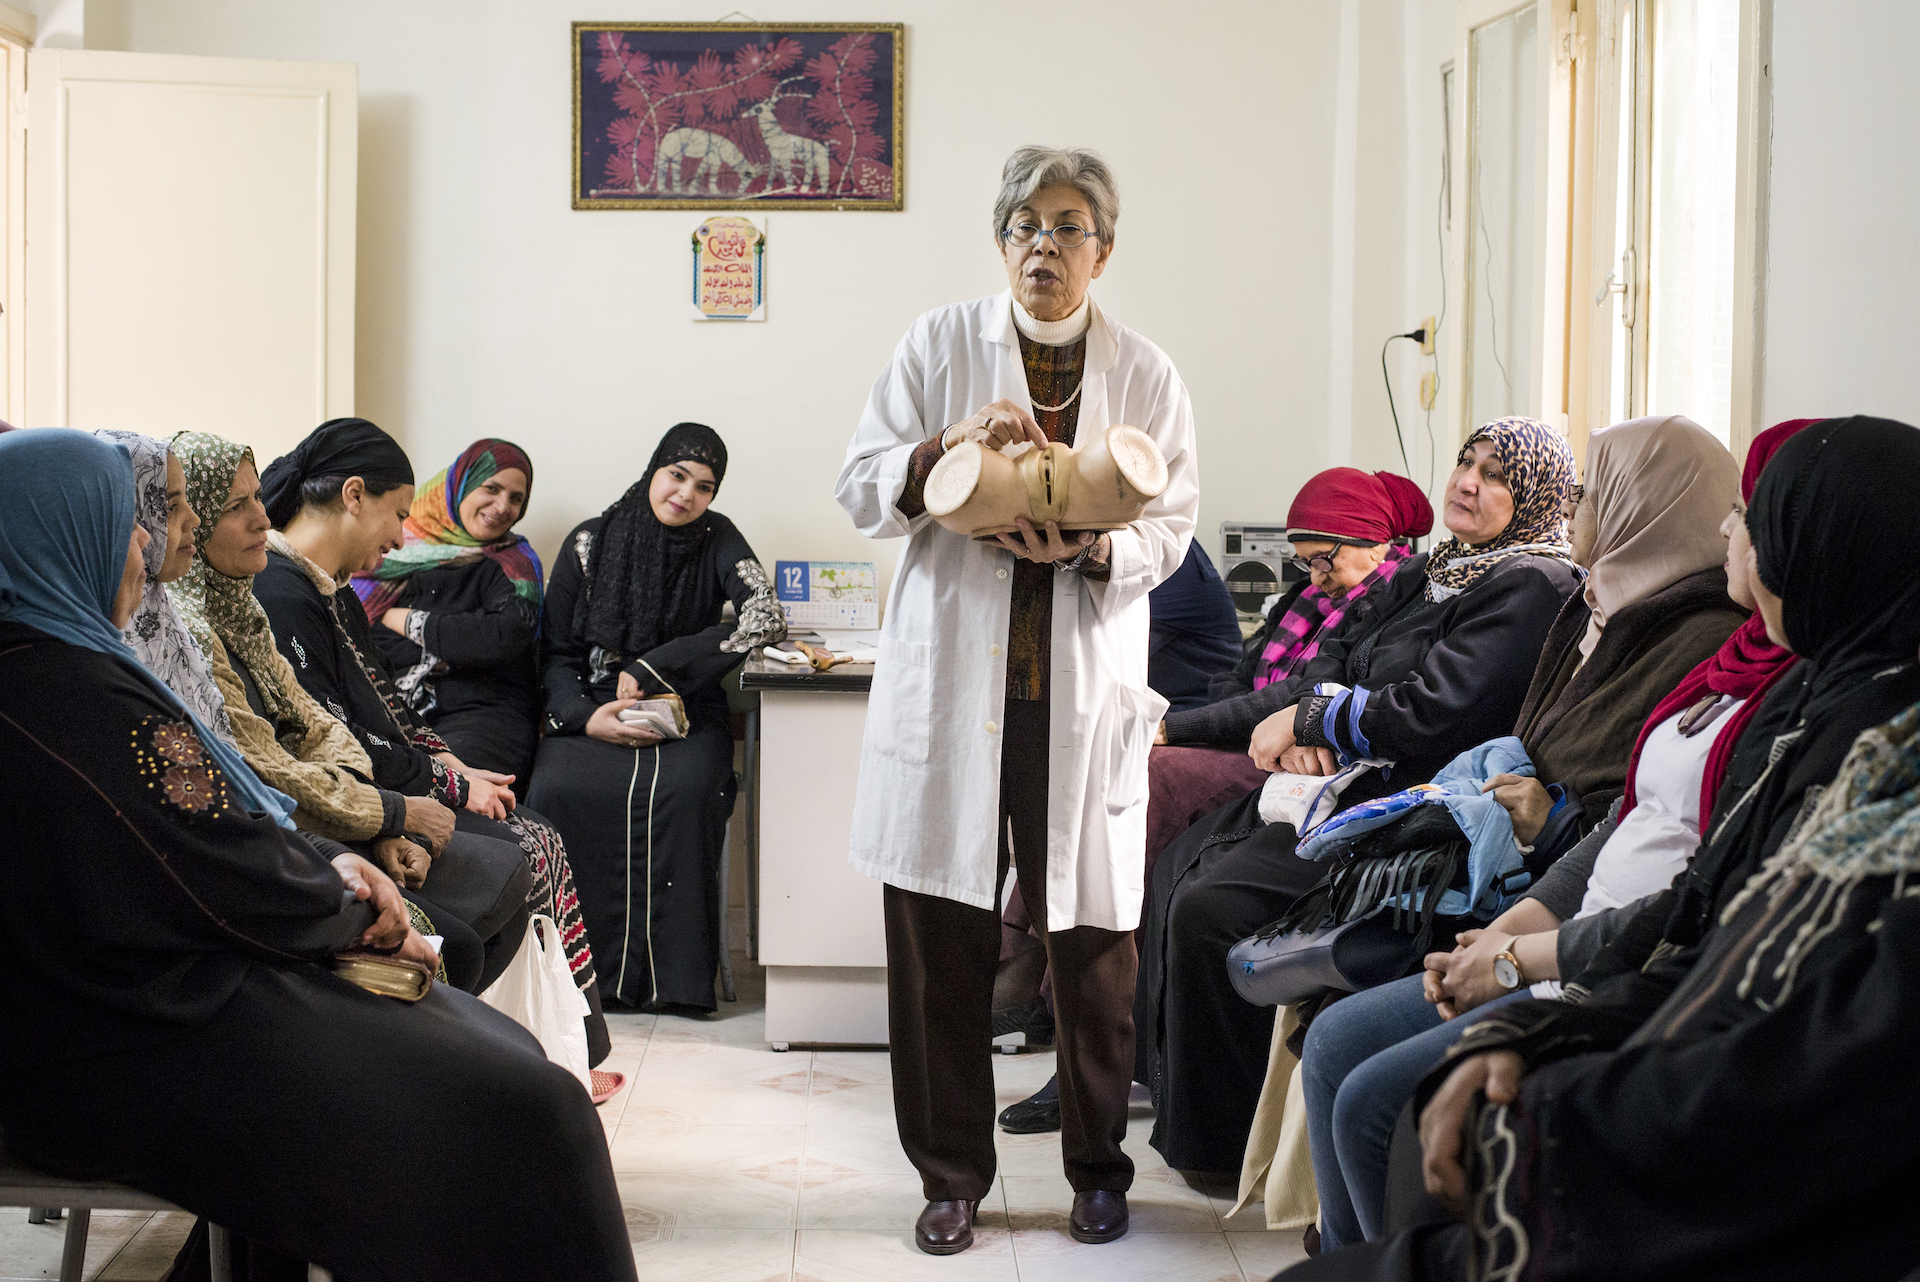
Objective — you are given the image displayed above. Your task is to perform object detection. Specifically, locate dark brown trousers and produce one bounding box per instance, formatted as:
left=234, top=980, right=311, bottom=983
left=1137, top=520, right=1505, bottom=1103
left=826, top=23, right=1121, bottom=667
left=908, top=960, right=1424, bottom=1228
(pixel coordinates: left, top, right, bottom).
left=884, top=698, right=1138, bottom=1200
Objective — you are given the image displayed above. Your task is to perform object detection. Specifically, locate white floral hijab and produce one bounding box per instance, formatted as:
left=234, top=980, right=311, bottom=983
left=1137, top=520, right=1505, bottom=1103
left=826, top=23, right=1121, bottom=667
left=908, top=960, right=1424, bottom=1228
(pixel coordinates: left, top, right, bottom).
left=93, top=429, right=237, bottom=745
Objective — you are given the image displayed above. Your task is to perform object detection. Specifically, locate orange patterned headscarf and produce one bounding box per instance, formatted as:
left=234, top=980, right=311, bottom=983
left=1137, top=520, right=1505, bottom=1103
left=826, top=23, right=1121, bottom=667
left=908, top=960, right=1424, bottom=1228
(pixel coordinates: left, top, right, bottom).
left=353, top=438, right=542, bottom=620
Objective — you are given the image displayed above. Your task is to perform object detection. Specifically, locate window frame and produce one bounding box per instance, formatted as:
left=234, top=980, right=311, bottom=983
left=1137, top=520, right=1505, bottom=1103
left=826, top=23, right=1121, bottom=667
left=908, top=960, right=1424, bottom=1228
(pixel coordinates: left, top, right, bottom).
left=1451, top=0, right=1772, bottom=467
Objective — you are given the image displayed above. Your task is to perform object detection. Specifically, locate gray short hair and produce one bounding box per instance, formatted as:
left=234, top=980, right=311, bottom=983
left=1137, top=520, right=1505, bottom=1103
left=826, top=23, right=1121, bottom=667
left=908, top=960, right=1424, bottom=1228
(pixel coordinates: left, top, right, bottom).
left=992, top=146, right=1119, bottom=243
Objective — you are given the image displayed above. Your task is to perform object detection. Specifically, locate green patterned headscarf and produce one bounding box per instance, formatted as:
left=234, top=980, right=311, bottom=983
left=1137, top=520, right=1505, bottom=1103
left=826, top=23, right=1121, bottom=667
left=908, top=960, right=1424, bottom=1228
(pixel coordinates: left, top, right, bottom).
left=166, top=431, right=308, bottom=724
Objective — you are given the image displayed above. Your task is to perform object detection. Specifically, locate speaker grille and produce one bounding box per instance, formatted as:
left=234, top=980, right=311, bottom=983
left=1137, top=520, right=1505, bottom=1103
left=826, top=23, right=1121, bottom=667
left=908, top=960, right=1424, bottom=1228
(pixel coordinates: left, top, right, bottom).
left=1224, top=559, right=1280, bottom=614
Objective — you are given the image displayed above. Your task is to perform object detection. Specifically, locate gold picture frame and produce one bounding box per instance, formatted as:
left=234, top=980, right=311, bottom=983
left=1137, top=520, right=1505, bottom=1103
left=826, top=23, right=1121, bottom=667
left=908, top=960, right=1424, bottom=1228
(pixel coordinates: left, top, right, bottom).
left=573, top=21, right=905, bottom=211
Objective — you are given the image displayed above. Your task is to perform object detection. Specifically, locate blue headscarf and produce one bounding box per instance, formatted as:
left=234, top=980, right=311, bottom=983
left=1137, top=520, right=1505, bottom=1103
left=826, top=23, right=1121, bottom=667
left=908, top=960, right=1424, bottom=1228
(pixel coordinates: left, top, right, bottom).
left=0, top=428, right=298, bottom=828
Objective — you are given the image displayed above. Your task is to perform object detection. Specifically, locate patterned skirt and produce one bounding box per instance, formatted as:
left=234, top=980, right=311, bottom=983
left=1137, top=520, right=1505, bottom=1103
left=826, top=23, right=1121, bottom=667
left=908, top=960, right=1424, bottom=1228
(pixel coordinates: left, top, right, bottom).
left=500, top=807, right=598, bottom=993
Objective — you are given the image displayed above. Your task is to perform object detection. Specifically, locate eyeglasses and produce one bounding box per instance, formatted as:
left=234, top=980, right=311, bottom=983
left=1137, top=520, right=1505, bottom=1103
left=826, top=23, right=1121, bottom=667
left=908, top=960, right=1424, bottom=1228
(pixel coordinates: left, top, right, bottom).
left=1001, top=222, right=1095, bottom=249
left=1287, top=551, right=1339, bottom=576
left=1560, top=483, right=1586, bottom=520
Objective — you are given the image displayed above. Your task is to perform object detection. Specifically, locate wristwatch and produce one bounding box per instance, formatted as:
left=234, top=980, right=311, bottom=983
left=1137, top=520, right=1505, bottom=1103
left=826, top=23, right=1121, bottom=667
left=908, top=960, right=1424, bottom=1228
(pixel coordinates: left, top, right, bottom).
left=1492, top=947, right=1525, bottom=991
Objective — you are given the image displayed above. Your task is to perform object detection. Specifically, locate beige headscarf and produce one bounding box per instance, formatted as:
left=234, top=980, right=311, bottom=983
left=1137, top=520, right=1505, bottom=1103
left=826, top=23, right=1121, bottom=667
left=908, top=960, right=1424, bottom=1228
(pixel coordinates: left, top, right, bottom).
left=1577, top=414, right=1742, bottom=658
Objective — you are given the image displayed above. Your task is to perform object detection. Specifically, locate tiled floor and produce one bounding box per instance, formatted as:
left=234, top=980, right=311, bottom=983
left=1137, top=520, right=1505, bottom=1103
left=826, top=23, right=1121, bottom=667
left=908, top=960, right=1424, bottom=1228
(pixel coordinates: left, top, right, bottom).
left=2, top=955, right=1306, bottom=1281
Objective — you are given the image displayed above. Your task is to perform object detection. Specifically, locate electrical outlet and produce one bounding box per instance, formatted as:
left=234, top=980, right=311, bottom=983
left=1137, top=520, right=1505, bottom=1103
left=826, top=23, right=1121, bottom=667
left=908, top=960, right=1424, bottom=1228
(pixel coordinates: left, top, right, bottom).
left=1419, top=317, right=1436, bottom=355
left=1419, top=371, right=1438, bottom=410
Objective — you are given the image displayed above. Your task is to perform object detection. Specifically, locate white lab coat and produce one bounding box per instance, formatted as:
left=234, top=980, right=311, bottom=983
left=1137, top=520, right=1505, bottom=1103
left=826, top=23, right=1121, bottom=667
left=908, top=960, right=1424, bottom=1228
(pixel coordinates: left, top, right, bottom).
left=835, top=290, right=1199, bottom=931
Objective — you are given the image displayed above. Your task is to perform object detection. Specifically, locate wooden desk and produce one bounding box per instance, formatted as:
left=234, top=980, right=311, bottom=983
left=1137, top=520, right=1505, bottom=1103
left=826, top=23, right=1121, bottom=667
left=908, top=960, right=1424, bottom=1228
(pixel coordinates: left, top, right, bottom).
left=739, top=654, right=885, bottom=1048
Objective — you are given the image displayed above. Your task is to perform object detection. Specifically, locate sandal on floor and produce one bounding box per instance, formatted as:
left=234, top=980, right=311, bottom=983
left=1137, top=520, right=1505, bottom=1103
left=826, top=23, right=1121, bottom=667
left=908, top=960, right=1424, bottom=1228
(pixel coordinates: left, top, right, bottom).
left=591, top=1069, right=627, bottom=1105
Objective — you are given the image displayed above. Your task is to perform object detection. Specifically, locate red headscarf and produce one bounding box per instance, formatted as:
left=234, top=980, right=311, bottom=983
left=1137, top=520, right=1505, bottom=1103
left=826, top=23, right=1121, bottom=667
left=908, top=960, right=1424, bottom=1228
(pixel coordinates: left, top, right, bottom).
left=1285, top=468, right=1434, bottom=544
left=1617, top=419, right=1821, bottom=826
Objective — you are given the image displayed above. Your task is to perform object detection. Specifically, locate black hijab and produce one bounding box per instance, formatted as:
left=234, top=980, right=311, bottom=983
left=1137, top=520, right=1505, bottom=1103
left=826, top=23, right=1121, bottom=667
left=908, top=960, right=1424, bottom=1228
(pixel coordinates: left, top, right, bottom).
left=259, top=417, right=416, bottom=528
left=1663, top=416, right=1920, bottom=943
left=1748, top=416, right=1920, bottom=690
left=578, top=423, right=730, bottom=659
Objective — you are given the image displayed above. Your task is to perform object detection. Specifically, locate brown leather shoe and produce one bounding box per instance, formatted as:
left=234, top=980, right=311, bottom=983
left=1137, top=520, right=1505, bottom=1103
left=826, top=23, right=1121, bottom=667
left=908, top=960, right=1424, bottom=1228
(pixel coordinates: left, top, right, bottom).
left=914, top=1199, right=980, bottom=1255
left=1069, top=1189, right=1129, bottom=1244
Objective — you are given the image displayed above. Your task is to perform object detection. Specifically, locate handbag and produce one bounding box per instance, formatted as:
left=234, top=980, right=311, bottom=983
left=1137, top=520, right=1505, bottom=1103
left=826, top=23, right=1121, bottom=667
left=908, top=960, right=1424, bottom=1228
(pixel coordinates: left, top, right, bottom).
left=1227, top=811, right=1476, bottom=1009
left=478, top=914, right=592, bottom=1091
left=1227, top=906, right=1424, bottom=1008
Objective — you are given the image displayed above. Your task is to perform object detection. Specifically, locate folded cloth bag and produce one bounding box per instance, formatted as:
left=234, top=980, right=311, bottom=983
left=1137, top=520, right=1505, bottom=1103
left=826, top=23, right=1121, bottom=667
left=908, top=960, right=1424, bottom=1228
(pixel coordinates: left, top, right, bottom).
left=1258, top=757, right=1390, bottom=831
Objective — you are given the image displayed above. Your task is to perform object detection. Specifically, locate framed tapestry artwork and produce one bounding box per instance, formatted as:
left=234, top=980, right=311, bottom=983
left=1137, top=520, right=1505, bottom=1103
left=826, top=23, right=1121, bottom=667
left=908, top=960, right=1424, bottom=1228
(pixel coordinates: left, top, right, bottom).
left=573, top=22, right=904, bottom=211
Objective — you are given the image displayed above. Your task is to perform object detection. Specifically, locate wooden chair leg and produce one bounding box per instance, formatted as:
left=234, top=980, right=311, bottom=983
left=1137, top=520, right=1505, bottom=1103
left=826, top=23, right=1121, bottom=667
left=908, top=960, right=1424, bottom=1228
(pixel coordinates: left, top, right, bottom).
left=58, top=1208, right=89, bottom=1282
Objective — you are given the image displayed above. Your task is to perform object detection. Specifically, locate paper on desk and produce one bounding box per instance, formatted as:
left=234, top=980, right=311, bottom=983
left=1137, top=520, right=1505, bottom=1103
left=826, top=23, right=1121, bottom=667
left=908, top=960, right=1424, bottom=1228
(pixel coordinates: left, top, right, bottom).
left=813, top=628, right=881, bottom=651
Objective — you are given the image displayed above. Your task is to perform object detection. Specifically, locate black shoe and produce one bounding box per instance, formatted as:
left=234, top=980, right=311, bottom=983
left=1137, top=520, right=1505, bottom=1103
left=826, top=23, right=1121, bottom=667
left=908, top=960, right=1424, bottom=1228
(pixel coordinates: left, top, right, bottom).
left=989, top=995, right=1055, bottom=1047
left=914, top=1199, right=979, bottom=1255
left=997, top=1074, right=1061, bottom=1133
left=1069, top=1190, right=1129, bottom=1244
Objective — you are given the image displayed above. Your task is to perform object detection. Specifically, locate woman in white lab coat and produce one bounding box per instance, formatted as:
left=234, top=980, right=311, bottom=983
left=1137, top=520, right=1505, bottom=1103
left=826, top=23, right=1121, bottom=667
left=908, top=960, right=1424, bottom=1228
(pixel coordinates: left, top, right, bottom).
left=835, top=146, right=1198, bottom=1256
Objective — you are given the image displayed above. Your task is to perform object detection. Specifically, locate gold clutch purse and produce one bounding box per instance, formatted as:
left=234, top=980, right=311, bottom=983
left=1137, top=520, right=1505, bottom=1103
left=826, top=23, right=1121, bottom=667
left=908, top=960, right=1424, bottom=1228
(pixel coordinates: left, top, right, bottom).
left=331, top=952, right=435, bottom=1002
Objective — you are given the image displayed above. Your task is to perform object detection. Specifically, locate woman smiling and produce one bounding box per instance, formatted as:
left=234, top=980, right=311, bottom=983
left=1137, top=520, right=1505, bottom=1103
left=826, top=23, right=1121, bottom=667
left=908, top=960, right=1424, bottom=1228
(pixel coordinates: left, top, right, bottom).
left=528, top=422, right=786, bottom=1016
left=354, top=439, right=547, bottom=785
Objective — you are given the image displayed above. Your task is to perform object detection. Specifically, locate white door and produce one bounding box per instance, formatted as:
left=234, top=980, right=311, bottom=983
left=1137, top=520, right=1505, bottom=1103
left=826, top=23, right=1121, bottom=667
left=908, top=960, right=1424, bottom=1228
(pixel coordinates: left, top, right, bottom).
left=25, top=49, right=356, bottom=460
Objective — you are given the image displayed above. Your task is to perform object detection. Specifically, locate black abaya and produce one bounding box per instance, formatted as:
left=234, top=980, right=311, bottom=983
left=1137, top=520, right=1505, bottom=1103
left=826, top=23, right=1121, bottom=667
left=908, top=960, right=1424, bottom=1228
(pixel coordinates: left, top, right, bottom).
left=530, top=723, right=736, bottom=1008
left=530, top=512, right=776, bottom=1009
left=0, top=623, right=635, bottom=1282
left=1134, top=792, right=1321, bottom=1171
left=363, top=556, right=542, bottom=782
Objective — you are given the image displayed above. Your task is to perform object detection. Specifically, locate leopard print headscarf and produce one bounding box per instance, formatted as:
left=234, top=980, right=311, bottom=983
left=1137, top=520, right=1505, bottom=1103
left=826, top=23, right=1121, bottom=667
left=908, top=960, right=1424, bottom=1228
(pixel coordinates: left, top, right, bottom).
left=1424, top=416, right=1579, bottom=601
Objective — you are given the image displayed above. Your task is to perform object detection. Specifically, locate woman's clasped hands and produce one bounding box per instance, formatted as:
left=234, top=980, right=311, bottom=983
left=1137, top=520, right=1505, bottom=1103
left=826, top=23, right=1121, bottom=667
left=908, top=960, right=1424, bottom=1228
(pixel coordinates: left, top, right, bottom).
left=1422, top=928, right=1516, bottom=1019
left=1247, top=704, right=1339, bottom=775
left=331, top=851, right=440, bottom=971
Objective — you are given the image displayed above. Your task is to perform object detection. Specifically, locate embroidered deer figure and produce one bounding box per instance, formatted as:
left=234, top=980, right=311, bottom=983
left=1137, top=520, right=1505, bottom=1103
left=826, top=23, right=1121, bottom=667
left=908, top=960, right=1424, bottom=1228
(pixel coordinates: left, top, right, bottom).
left=740, top=83, right=831, bottom=194
left=653, top=127, right=759, bottom=195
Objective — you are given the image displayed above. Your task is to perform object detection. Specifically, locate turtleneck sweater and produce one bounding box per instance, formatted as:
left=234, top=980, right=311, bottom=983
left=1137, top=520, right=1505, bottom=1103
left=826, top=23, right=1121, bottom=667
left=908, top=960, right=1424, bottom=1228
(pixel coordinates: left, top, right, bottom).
left=1012, top=295, right=1092, bottom=346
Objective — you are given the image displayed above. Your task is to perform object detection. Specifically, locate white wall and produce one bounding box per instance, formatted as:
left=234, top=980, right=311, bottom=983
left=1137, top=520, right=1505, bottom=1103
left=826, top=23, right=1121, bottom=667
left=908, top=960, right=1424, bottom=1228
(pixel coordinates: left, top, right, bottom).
left=80, top=0, right=1454, bottom=590
left=1758, top=0, right=1920, bottom=429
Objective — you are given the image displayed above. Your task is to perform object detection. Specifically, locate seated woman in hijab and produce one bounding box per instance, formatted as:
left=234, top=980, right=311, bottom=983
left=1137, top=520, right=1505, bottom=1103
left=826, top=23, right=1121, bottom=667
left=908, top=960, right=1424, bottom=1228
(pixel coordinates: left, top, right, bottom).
left=352, top=439, right=545, bottom=785
left=235, top=420, right=616, bottom=1085
left=1135, top=418, right=1582, bottom=1178
left=93, top=428, right=487, bottom=992
left=0, top=428, right=637, bottom=1282
left=528, top=423, right=786, bottom=1013
left=1297, top=413, right=1768, bottom=1251
left=1151, top=468, right=1434, bottom=870
left=169, top=428, right=533, bottom=1000
left=1279, top=416, right=1920, bottom=1282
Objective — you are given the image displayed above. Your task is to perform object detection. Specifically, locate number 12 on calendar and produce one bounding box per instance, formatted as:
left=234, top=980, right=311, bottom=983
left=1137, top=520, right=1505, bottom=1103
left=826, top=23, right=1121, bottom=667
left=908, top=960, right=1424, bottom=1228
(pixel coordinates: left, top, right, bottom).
left=773, top=560, right=879, bottom=630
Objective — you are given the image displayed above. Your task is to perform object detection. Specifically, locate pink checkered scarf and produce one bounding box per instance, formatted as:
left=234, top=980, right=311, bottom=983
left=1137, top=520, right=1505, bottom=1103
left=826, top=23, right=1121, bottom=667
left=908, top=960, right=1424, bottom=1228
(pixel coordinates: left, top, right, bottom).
left=1251, top=542, right=1415, bottom=690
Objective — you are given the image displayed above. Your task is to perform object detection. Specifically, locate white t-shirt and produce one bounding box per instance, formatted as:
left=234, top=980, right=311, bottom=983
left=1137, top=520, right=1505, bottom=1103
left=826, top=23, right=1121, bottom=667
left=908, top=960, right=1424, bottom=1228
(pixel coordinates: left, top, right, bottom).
left=1574, top=696, right=1746, bottom=918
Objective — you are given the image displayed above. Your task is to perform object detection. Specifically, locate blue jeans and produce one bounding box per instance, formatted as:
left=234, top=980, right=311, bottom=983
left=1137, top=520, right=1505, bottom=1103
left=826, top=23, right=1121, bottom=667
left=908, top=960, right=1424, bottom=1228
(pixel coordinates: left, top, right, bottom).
left=1301, top=976, right=1528, bottom=1249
